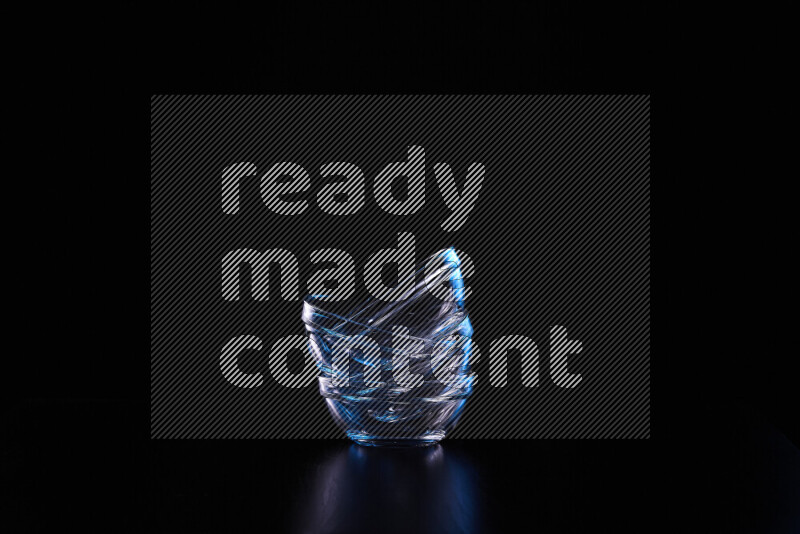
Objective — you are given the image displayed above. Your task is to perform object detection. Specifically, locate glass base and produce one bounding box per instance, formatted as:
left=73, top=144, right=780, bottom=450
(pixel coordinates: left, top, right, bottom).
left=347, top=430, right=446, bottom=448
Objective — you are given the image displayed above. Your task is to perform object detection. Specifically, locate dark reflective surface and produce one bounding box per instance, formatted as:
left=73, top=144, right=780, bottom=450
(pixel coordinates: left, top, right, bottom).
left=4, top=400, right=800, bottom=533
left=291, top=444, right=481, bottom=534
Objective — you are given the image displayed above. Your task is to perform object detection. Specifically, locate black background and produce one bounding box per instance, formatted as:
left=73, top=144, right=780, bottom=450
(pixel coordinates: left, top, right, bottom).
left=5, top=3, right=800, bottom=533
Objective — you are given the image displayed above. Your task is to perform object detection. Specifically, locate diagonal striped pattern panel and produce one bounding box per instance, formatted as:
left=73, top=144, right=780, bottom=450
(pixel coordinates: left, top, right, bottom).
left=151, top=95, right=650, bottom=439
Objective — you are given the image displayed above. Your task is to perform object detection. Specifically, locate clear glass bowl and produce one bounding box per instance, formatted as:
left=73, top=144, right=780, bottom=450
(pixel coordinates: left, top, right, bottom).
left=302, top=248, right=475, bottom=447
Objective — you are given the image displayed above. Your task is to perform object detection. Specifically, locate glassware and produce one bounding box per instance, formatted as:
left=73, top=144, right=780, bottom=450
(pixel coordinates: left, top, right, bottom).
left=302, top=248, right=475, bottom=446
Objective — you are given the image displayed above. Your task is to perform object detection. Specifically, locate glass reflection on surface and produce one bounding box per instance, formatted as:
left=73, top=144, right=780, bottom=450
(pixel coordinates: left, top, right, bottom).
left=292, top=444, right=481, bottom=534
